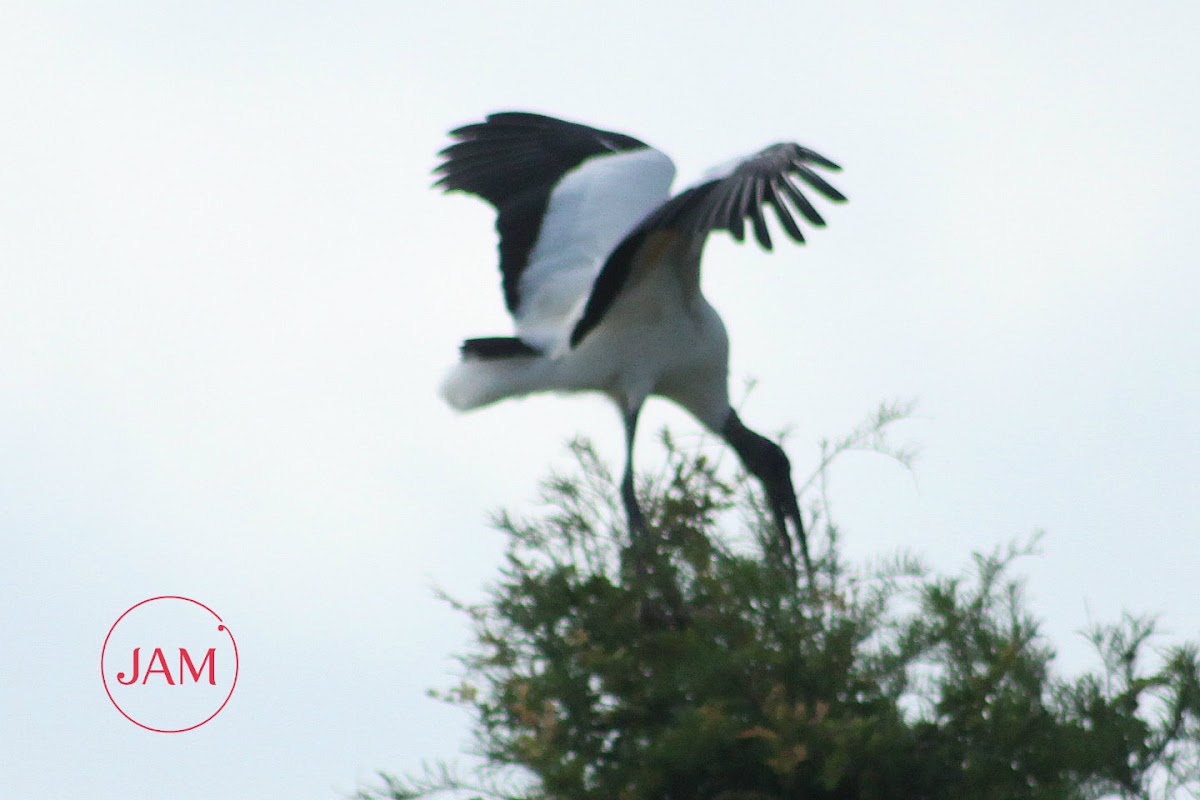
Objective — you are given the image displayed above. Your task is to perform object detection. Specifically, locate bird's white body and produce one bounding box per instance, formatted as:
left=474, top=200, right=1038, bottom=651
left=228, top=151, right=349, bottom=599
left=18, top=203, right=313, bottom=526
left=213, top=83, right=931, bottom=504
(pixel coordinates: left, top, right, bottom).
left=441, top=247, right=731, bottom=431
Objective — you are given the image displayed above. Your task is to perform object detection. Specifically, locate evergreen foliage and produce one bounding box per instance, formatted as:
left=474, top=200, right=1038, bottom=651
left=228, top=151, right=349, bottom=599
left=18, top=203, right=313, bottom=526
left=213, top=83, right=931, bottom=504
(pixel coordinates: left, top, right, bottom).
left=362, top=405, right=1200, bottom=800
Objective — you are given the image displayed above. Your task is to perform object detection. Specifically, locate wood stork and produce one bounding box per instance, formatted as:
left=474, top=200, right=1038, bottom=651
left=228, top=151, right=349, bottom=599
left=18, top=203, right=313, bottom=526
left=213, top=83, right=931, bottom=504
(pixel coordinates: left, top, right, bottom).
left=435, top=112, right=845, bottom=581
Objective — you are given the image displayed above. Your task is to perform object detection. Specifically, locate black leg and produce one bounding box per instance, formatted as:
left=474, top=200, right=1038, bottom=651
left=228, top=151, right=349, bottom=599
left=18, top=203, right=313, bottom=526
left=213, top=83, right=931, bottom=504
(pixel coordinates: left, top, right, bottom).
left=621, top=404, right=647, bottom=536
left=619, top=400, right=686, bottom=627
left=618, top=401, right=653, bottom=583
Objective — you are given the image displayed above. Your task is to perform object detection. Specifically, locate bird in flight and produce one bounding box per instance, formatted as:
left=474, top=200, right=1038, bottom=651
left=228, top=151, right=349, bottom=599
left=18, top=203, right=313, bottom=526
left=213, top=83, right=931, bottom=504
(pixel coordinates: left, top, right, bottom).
left=435, top=111, right=844, bottom=582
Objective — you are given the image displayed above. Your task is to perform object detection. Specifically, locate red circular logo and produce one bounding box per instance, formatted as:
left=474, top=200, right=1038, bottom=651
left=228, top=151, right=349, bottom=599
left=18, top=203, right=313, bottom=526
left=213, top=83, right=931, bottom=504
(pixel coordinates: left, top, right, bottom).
left=100, top=596, right=239, bottom=733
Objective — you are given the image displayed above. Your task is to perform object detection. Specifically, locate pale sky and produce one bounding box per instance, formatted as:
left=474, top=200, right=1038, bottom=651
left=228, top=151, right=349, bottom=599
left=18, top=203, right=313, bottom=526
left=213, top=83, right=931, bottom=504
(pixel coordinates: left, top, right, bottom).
left=2, top=2, right=1198, bottom=797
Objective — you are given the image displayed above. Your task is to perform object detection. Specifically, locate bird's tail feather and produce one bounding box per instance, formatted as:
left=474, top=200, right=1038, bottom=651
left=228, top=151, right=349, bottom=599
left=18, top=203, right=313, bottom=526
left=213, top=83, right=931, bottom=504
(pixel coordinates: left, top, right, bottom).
left=439, top=351, right=550, bottom=411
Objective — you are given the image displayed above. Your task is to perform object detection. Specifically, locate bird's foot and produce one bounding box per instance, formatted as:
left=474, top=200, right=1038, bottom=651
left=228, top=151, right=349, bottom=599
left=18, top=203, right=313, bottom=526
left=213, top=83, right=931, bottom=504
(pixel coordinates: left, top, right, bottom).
left=636, top=595, right=689, bottom=630
left=623, top=537, right=689, bottom=629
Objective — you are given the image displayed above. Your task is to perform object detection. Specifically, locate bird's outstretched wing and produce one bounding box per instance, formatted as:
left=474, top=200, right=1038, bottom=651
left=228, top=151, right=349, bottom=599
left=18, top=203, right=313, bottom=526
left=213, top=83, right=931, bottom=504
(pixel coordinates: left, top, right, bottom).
left=570, top=143, right=845, bottom=347
left=435, top=112, right=675, bottom=348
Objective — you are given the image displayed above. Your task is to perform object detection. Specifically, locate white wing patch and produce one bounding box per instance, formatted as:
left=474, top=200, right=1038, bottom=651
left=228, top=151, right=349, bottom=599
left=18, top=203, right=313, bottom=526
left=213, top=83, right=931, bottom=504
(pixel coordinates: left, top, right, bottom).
left=515, top=147, right=675, bottom=351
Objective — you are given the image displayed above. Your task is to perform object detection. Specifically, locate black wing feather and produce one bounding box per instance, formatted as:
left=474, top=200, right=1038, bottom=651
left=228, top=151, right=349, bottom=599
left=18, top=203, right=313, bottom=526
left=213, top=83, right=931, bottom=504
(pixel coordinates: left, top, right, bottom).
left=570, top=141, right=844, bottom=347
left=764, top=179, right=805, bottom=243
left=676, top=143, right=844, bottom=243
left=434, top=112, right=651, bottom=313
left=792, top=162, right=846, bottom=202
left=777, top=175, right=825, bottom=227
left=749, top=179, right=771, bottom=250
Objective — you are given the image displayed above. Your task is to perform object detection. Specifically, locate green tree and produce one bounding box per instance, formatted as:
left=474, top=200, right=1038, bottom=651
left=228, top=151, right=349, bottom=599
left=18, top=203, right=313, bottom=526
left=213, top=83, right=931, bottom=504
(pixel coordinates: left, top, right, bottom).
left=362, top=405, right=1200, bottom=800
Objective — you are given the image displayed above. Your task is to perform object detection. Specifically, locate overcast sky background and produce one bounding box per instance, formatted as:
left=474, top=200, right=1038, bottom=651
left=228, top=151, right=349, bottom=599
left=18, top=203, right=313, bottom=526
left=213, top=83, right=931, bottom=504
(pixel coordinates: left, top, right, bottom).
left=2, top=2, right=1197, bottom=797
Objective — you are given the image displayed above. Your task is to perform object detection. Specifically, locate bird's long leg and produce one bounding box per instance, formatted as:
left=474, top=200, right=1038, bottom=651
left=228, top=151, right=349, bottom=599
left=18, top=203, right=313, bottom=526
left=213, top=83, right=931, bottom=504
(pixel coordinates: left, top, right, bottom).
left=620, top=402, right=655, bottom=595
left=620, top=400, right=686, bottom=627
left=620, top=403, right=648, bottom=538
left=721, top=411, right=812, bottom=584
